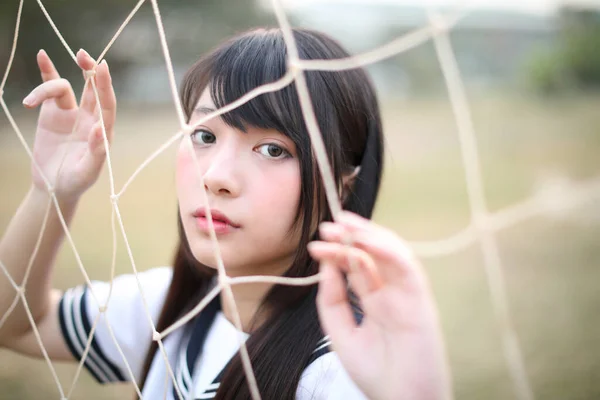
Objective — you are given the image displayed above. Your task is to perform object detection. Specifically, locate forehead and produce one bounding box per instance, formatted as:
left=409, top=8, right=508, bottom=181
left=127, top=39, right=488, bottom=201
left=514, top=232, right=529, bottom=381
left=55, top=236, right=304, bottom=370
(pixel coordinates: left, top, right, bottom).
left=192, top=88, right=216, bottom=117
left=188, top=88, right=293, bottom=142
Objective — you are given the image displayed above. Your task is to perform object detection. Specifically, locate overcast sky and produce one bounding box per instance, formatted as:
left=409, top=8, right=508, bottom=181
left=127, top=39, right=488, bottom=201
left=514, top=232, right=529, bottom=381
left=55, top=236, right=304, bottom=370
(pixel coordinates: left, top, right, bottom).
left=277, top=0, right=600, bottom=15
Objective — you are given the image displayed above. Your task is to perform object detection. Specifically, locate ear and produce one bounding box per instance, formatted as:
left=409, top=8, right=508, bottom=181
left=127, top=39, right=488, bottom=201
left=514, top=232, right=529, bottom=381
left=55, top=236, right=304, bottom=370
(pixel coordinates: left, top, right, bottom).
left=341, top=166, right=361, bottom=202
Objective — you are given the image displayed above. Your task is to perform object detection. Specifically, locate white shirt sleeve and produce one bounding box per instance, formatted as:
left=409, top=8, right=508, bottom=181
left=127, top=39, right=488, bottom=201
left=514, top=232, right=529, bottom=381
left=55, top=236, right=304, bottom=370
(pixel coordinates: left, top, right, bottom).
left=296, top=352, right=369, bottom=400
left=58, top=266, right=173, bottom=384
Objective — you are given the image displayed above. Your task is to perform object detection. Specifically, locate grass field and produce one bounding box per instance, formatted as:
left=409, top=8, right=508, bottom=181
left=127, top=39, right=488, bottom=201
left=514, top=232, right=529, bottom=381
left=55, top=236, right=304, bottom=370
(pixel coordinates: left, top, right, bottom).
left=1, top=93, right=599, bottom=399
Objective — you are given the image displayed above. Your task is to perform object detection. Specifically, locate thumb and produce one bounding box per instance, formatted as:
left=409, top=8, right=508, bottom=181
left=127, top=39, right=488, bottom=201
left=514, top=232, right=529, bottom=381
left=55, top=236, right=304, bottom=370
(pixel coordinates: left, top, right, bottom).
left=316, top=261, right=356, bottom=351
left=80, top=121, right=109, bottom=177
left=88, top=120, right=110, bottom=158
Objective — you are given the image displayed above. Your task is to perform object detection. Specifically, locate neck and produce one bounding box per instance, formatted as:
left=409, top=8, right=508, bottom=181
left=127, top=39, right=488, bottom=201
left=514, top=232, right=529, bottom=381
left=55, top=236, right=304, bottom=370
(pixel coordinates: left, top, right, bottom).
left=219, top=253, right=294, bottom=332
left=220, top=281, right=273, bottom=333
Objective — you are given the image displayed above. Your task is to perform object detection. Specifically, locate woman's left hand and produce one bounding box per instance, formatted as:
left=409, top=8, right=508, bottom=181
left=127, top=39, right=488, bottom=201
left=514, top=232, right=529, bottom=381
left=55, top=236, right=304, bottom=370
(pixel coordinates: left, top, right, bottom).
left=308, top=211, right=452, bottom=400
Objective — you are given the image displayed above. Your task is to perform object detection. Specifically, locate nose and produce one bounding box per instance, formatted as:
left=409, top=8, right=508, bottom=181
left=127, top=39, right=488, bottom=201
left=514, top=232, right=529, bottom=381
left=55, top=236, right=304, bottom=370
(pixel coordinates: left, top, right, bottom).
left=202, top=143, right=241, bottom=198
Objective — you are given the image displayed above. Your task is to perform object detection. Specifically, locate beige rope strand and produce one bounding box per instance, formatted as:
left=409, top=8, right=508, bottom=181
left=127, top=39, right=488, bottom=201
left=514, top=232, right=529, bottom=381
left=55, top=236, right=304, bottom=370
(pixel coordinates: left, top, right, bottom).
left=410, top=226, right=477, bottom=258
left=65, top=313, right=102, bottom=399
left=184, top=134, right=262, bottom=400
left=149, top=0, right=186, bottom=128
left=87, top=44, right=183, bottom=400
left=111, top=196, right=186, bottom=399
left=159, top=284, right=222, bottom=340
left=488, top=175, right=600, bottom=233
left=228, top=274, right=321, bottom=287
left=411, top=174, right=600, bottom=259
left=0, top=260, right=18, bottom=291
left=118, top=130, right=184, bottom=197
left=18, top=290, right=67, bottom=398
left=102, top=313, right=146, bottom=399
left=0, top=0, right=24, bottom=93
left=1, top=90, right=102, bottom=307
left=2, top=1, right=600, bottom=399
left=0, top=196, right=53, bottom=331
left=105, top=207, right=119, bottom=302
left=0, top=97, right=53, bottom=190
left=117, top=66, right=295, bottom=197
left=271, top=0, right=343, bottom=220
left=296, top=10, right=466, bottom=72
left=0, top=294, right=21, bottom=332
left=34, top=0, right=77, bottom=62
left=20, top=196, right=54, bottom=285
left=156, top=337, right=185, bottom=400
left=2, top=85, right=105, bottom=301
left=90, top=77, right=117, bottom=195
left=96, top=0, right=147, bottom=64
left=428, top=9, right=534, bottom=400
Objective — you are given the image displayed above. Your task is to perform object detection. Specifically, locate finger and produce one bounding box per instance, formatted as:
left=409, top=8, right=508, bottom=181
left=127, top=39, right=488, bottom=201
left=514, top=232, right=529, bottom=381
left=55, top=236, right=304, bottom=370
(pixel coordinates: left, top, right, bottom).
left=322, top=222, right=426, bottom=292
left=320, top=220, right=415, bottom=267
left=23, top=78, right=76, bottom=110
left=94, top=60, right=116, bottom=135
left=37, top=49, right=60, bottom=82
left=334, top=211, right=400, bottom=253
left=308, top=241, right=384, bottom=296
left=336, top=210, right=387, bottom=236
left=316, top=261, right=356, bottom=350
left=77, top=49, right=98, bottom=113
left=88, top=120, right=108, bottom=158
left=72, top=120, right=108, bottom=188
left=76, top=48, right=97, bottom=72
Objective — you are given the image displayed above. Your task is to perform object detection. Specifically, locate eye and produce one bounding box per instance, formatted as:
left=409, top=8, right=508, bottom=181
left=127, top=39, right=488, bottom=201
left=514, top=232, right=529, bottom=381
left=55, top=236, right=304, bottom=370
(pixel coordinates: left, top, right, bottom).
left=190, top=129, right=216, bottom=146
left=256, top=143, right=290, bottom=159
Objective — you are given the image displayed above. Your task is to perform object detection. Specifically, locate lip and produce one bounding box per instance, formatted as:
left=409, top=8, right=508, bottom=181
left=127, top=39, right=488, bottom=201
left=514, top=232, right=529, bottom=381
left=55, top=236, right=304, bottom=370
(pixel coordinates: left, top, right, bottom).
left=192, top=207, right=240, bottom=235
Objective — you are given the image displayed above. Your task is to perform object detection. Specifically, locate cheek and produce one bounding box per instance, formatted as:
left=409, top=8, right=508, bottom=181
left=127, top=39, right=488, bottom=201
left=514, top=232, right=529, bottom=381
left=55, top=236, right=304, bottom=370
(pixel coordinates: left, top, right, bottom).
left=175, top=145, right=192, bottom=184
left=175, top=144, right=203, bottom=196
left=258, top=164, right=302, bottom=226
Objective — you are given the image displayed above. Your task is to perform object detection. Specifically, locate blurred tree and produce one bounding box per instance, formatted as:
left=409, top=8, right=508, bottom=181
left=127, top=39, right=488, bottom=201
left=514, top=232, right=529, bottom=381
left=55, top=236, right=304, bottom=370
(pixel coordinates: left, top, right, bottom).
left=559, top=7, right=600, bottom=87
left=527, top=5, right=600, bottom=93
left=0, top=0, right=272, bottom=104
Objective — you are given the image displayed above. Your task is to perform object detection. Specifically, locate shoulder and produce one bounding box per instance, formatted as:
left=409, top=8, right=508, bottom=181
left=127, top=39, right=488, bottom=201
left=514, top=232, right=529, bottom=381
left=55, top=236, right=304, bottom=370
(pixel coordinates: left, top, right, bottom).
left=296, top=342, right=367, bottom=400
left=61, top=265, right=174, bottom=325
left=77, top=266, right=172, bottom=305
left=103, top=265, right=173, bottom=311
left=58, top=266, right=174, bottom=384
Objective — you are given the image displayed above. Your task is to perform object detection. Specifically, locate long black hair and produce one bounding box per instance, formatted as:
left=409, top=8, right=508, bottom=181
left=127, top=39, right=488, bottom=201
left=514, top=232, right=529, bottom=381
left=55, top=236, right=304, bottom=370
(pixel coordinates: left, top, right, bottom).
left=140, top=27, right=384, bottom=399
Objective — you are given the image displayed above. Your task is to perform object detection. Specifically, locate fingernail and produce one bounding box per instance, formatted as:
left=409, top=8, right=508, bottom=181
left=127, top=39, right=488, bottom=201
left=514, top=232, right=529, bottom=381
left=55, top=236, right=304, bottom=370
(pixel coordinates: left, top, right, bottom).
left=319, top=222, right=335, bottom=234
left=321, top=221, right=343, bottom=235
left=77, top=48, right=90, bottom=58
left=307, top=241, right=321, bottom=253
left=339, top=210, right=363, bottom=223
left=23, top=94, right=35, bottom=106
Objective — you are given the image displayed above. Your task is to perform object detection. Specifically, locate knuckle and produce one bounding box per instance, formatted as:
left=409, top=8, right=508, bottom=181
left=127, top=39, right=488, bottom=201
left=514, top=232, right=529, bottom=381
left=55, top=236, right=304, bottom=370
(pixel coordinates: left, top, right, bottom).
left=57, top=78, right=73, bottom=93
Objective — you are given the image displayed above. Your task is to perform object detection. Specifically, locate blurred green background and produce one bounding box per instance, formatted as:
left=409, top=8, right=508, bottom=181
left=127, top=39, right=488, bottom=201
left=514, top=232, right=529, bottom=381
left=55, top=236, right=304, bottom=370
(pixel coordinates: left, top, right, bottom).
left=1, top=0, right=599, bottom=399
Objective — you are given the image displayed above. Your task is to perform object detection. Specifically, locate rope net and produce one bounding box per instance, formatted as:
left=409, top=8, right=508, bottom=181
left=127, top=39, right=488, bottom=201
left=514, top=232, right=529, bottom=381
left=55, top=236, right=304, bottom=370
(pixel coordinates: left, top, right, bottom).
left=1, top=0, right=599, bottom=399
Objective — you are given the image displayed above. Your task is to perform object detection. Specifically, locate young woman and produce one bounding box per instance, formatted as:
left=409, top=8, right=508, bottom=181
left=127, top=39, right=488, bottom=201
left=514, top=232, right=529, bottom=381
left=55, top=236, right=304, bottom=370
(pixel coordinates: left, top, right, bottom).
left=0, top=28, right=450, bottom=399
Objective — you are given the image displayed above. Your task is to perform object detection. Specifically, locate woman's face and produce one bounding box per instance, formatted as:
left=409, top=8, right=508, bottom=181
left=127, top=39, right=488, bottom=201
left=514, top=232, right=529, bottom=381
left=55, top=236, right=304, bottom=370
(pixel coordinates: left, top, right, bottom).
left=176, top=88, right=302, bottom=277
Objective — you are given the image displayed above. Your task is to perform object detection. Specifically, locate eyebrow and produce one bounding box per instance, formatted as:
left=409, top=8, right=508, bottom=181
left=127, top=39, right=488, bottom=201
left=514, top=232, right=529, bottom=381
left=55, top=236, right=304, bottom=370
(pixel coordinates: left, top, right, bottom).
left=194, top=105, right=216, bottom=115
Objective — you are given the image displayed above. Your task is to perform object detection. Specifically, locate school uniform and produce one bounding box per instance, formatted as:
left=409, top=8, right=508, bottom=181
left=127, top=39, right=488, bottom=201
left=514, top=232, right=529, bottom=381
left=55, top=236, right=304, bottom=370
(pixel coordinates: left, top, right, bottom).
left=58, top=267, right=368, bottom=399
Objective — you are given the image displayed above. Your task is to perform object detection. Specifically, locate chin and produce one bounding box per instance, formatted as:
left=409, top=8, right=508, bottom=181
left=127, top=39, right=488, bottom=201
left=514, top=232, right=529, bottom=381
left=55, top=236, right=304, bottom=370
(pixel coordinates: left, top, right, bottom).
left=189, top=248, right=219, bottom=269
left=189, top=244, right=238, bottom=272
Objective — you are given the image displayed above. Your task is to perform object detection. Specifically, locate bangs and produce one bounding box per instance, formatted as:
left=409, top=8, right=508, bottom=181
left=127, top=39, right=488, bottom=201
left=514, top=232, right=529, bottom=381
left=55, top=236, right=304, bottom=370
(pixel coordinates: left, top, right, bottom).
left=208, top=30, right=303, bottom=142
left=178, top=27, right=376, bottom=230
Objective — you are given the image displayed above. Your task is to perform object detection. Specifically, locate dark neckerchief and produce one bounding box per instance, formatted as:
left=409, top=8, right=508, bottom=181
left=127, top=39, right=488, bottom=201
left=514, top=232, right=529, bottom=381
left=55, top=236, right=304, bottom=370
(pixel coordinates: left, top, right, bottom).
left=174, top=294, right=221, bottom=399
left=172, top=293, right=353, bottom=399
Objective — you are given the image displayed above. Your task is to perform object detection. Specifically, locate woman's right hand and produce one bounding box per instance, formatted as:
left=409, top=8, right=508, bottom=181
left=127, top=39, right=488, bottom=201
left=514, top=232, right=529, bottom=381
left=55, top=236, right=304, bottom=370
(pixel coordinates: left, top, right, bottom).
left=24, top=49, right=116, bottom=202
left=310, top=212, right=452, bottom=400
